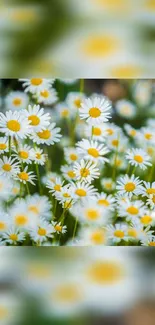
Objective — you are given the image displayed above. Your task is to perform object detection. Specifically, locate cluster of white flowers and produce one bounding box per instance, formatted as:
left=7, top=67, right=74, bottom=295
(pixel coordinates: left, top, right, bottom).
left=0, top=78, right=155, bottom=246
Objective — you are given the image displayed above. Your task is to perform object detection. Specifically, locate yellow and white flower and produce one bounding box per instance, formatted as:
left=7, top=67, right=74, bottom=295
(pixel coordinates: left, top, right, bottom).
left=15, top=166, right=36, bottom=185
left=46, top=177, right=64, bottom=196
left=26, top=194, right=52, bottom=220
left=0, top=213, right=10, bottom=233
left=0, top=156, right=20, bottom=178
left=31, top=122, right=61, bottom=146
left=29, top=218, right=54, bottom=243
left=55, top=102, right=74, bottom=120
left=71, top=199, right=108, bottom=225
left=70, top=182, right=97, bottom=199
left=101, top=177, right=115, bottom=192
left=84, top=123, right=108, bottom=141
left=64, top=147, right=80, bottom=164
left=0, top=137, right=8, bottom=154
left=73, top=159, right=100, bottom=183
left=55, top=184, right=74, bottom=204
left=61, top=165, right=76, bottom=181
left=5, top=91, right=28, bottom=110
left=96, top=192, right=116, bottom=211
left=32, top=147, right=47, bottom=165
left=126, top=148, right=152, bottom=170
left=115, top=100, right=137, bottom=119
left=24, top=104, right=51, bottom=132
left=0, top=175, right=13, bottom=199
left=124, top=124, right=139, bottom=139
left=116, top=174, right=143, bottom=199
left=118, top=199, right=146, bottom=221
left=137, top=181, right=155, bottom=198
left=106, top=224, right=128, bottom=243
left=79, top=96, right=111, bottom=125
left=2, top=226, right=25, bottom=245
left=66, top=92, right=86, bottom=112
left=139, top=210, right=155, bottom=227
left=77, top=139, right=109, bottom=163
left=51, top=221, right=67, bottom=234
left=78, top=227, right=107, bottom=246
left=14, top=144, right=34, bottom=164
left=141, top=236, right=155, bottom=247
left=35, top=88, right=58, bottom=105
left=20, top=78, right=55, bottom=94
left=0, top=110, right=31, bottom=139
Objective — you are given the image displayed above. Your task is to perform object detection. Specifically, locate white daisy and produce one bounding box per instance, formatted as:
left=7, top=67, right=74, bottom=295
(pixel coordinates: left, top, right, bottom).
left=96, top=193, right=116, bottom=211
left=124, top=124, right=139, bottom=139
left=13, top=144, right=34, bottom=164
left=101, top=178, right=115, bottom=192
left=24, top=104, right=51, bottom=132
left=55, top=102, right=73, bottom=120
left=15, top=166, right=36, bottom=185
left=35, top=87, right=58, bottom=105
left=42, top=172, right=61, bottom=185
left=29, top=218, right=54, bottom=244
left=0, top=175, right=13, bottom=199
left=31, top=122, right=61, bottom=146
left=70, top=182, right=97, bottom=199
left=8, top=199, right=33, bottom=229
left=66, top=92, right=86, bottom=112
left=46, top=177, right=64, bottom=196
left=116, top=174, right=143, bottom=199
left=79, top=96, right=111, bottom=125
left=32, top=147, right=47, bottom=165
left=64, top=147, right=80, bottom=164
left=61, top=165, right=76, bottom=181
left=110, top=154, right=127, bottom=170
left=26, top=194, right=52, bottom=220
left=0, top=110, right=31, bottom=139
left=118, top=199, right=146, bottom=221
left=115, top=100, right=137, bottom=119
left=5, top=91, right=28, bottom=110
left=146, top=194, right=155, bottom=209
left=107, top=133, right=128, bottom=152
left=126, top=148, right=152, bottom=170
left=104, top=123, right=120, bottom=138
left=51, top=221, right=67, bottom=234
left=20, top=78, right=55, bottom=94
left=71, top=199, right=108, bottom=225
left=84, top=123, right=108, bottom=141
left=0, top=156, right=20, bottom=178
left=2, top=226, right=25, bottom=245
left=137, top=181, right=155, bottom=198
left=139, top=210, right=155, bottom=227
left=76, top=139, right=109, bottom=163
left=55, top=184, right=74, bottom=204
left=0, top=213, right=10, bottom=233
left=141, top=236, right=155, bottom=247
left=0, top=137, right=8, bottom=154
left=78, top=227, right=107, bottom=246
left=126, top=222, right=145, bottom=242
left=106, top=224, right=128, bottom=243
left=73, top=159, right=100, bottom=183
left=136, top=127, right=155, bottom=146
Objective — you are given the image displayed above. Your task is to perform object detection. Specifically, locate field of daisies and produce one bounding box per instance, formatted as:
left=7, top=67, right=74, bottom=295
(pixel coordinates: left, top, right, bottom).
left=0, top=78, right=155, bottom=246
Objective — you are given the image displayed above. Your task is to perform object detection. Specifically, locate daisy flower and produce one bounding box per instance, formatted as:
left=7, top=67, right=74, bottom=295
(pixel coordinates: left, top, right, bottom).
left=0, top=175, right=13, bottom=199
left=104, top=123, right=120, bottom=138
left=139, top=210, right=155, bottom=227
left=115, top=100, right=137, bottom=119
left=64, top=147, right=80, bottom=164
left=84, top=123, right=108, bottom=141
left=5, top=91, right=28, bottom=110
left=55, top=102, right=73, bottom=120
left=46, top=177, right=64, bottom=196
left=101, top=178, right=115, bottom=192
left=124, top=124, right=139, bottom=139
left=0, top=137, right=8, bottom=154
left=116, top=174, right=143, bottom=199
left=137, top=181, right=155, bottom=198
left=79, top=96, right=111, bottom=125
left=42, top=172, right=61, bottom=185
left=136, top=127, right=155, bottom=146
left=107, top=133, right=128, bottom=153
left=146, top=194, right=155, bottom=209
left=14, top=144, right=34, bottom=164
left=141, top=236, right=155, bottom=247
left=73, top=159, right=100, bottom=183
left=0, top=213, right=10, bottom=233
left=35, top=88, right=58, bottom=105
left=15, top=166, right=36, bottom=185
left=61, top=165, right=76, bottom=181
left=96, top=193, right=116, bottom=211
left=126, top=222, right=144, bottom=242
left=55, top=184, right=74, bottom=204
left=26, top=194, right=52, bottom=220
left=76, top=139, right=109, bottom=163
left=66, top=92, right=86, bottom=112
left=110, top=154, right=127, bottom=170
left=70, top=182, right=97, bottom=199
left=78, top=227, right=107, bottom=246
left=0, top=110, right=31, bottom=139
left=0, top=156, right=20, bottom=178
left=8, top=199, right=33, bottom=229
left=24, top=104, right=51, bottom=132
left=31, top=122, right=61, bottom=146
left=32, top=147, right=47, bottom=165
left=71, top=199, right=108, bottom=225
left=29, top=218, right=54, bottom=244
left=126, top=148, right=152, bottom=170
left=118, top=199, right=146, bottom=221
left=106, top=224, right=128, bottom=244
left=51, top=222, right=67, bottom=234
left=2, top=226, right=25, bottom=245
left=19, top=78, right=55, bottom=94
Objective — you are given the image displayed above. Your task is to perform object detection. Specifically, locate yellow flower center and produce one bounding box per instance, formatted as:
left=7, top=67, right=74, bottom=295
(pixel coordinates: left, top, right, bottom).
left=38, top=228, right=47, bottom=236
left=75, top=189, right=87, bottom=197
left=31, top=78, right=43, bottom=86
left=2, top=164, right=11, bottom=172
left=80, top=168, right=90, bottom=177
left=64, top=200, right=72, bottom=209
left=105, top=182, right=112, bottom=189
left=7, top=120, right=20, bottom=132
left=147, top=147, right=154, bottom=155
left=114, top=230, right=124, bottom=238
left=19, top=151, right=29, bottom=159
left=146, top=0, right=155, bottom=10
left=134, top=155, right=143, bottom=163
left=145, top=133, right=152, bottom=140
left=54, top=285, right=81, bottom=303
left=125, top=182, right=135, bottom=192
left=29, top=205, right=39, bottom=214
left=63, top=193, right=70, bottom=198
left=82, top=35, right=119, bottom=57
left=0, top=143, right=7, bottom=150
left=130, top=130, right=137, bottom=137
left=70, top=154, right=78, bottom=161
left=152, top=195, right=155, bottom=204
left=67, top=170, right=76, bottom=178
left=107, top=128, right=114, bottom=135
left=13, top=98, right=22, bottom=106
left=87, top=148, right=99, bottom=158
left=36, top=153, right=41, bottom=159
left=61, top=109, right=69, bottom=117
left=15, top=215, right=28, bottom=226
left=111, top=65, right=142, bottom=78
left=37, top=129, right=51, bottom=139
left=28, top=115, right=40, bottom=126
left=40, top=90, right=49, bottom=98
left=93, top=127, right=102, bottom=136
left=18, top=172, right=29, bottom=181
left=0, top=222, right=6, bottom=231
left=141, top=215, right=152, bottom=225
left=54, top=184, right=61, bottom=192
left=127, top=229, right=137, bottom=238
left=149, top=242, right=155, bottom=246
left=87, top=261, right=123, bottom=284
left=112, top=139, right=119, bottom=146
left=89, top=107, right=101, bottom=118
left=9, top=234, right=18, bottom=241
left=98, top=199, right=109, bottom=206
left=146, top=188, right=155, bottom=195
left=127, top=206, right=139, bottom=215
left=74, top=98, right=82, bottom=108
left=54, top=225, right=62, bottom=232
left=86, top=209, right=99, bottom=220
left=91, top=231, right=105, bottom=245
left=0, top=306, right=8, bottom=319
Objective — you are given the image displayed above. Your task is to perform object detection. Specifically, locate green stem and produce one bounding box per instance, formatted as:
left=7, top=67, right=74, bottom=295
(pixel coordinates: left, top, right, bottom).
left=126, top=163, right=131, bottom=175
left=26, top=182, right=30, bottom=195
left=72, top=218, right=78, bottom=239
left=54, top=199, right=57, bottom=216
left=36, top=164, right=42, bottom=195
left=148, top=164, right=154, bottom=182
